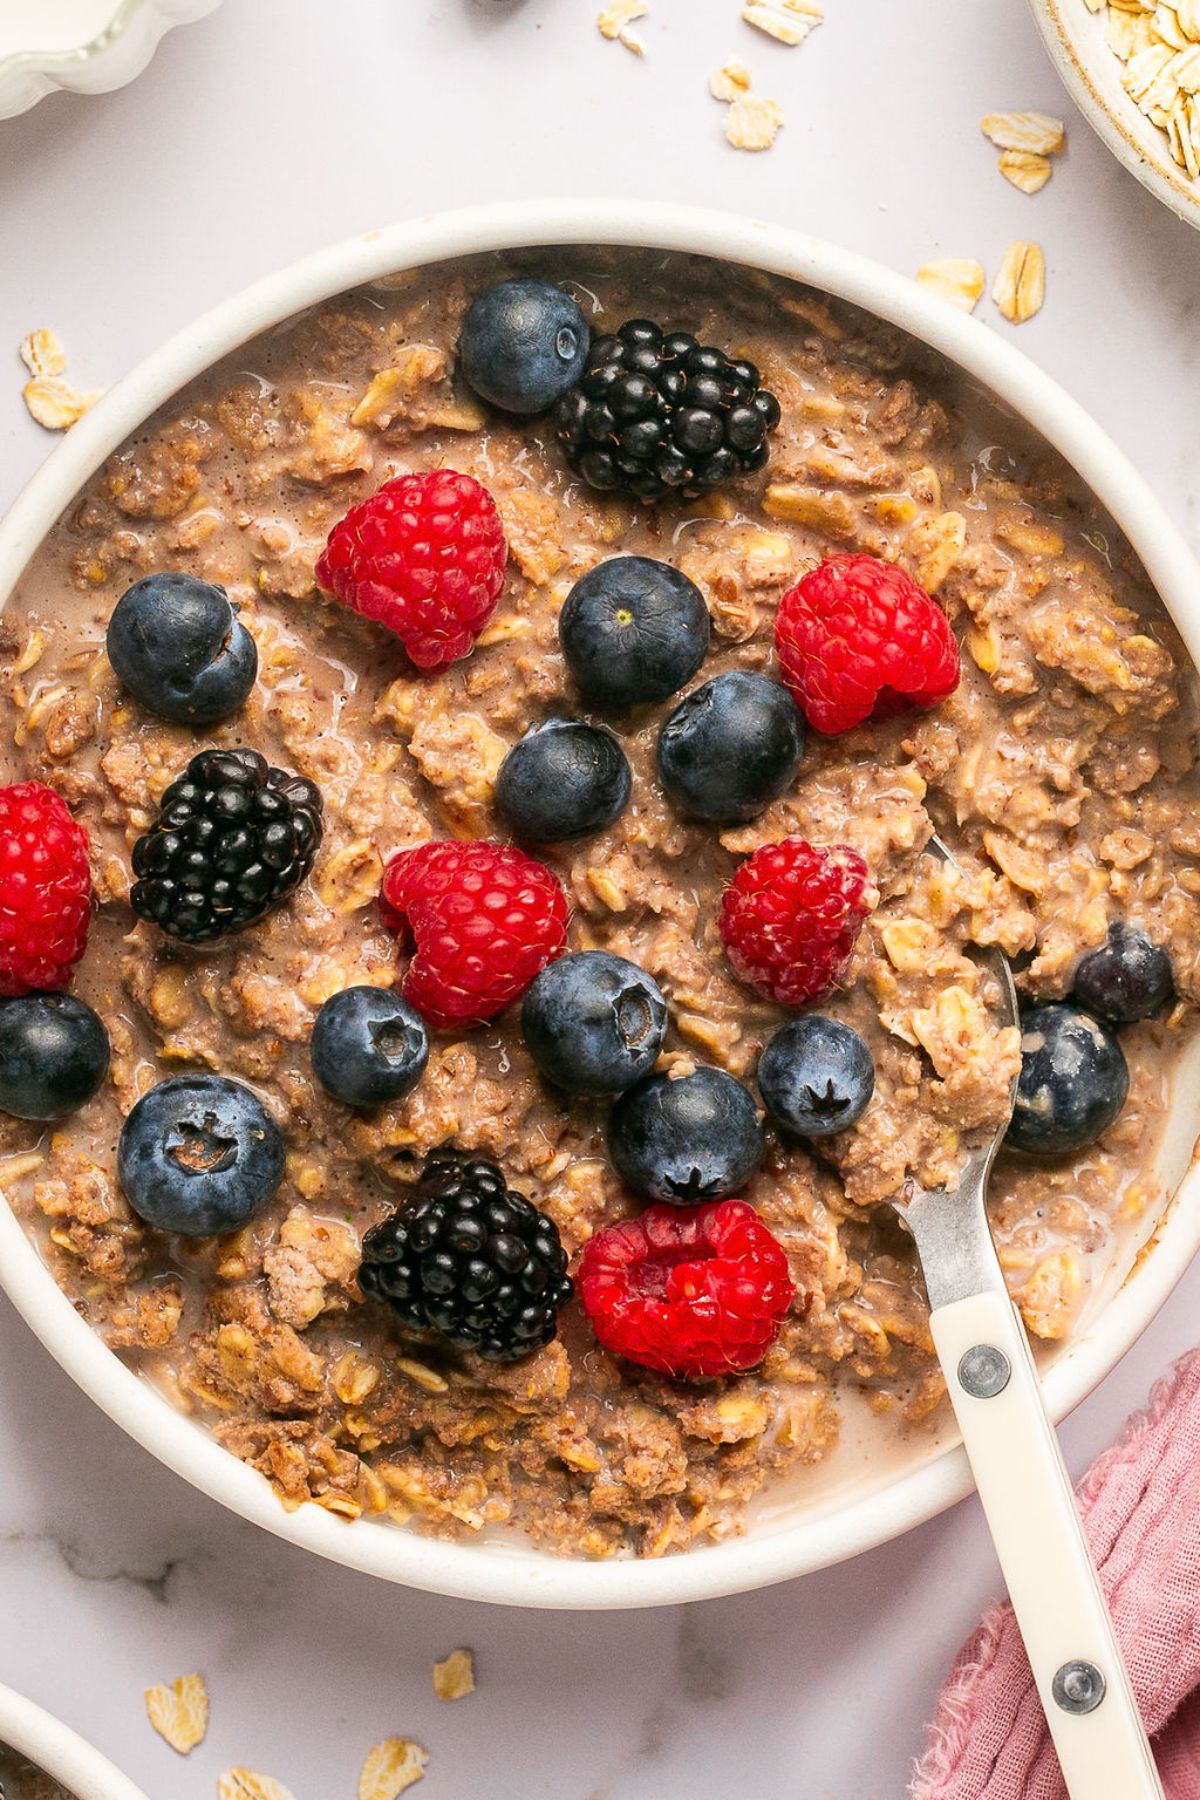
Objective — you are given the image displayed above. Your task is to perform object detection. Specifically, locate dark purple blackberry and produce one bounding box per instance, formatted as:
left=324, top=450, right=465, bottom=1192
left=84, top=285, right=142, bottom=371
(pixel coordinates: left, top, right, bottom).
left=555, top=319, right=782, bottom=502
left=130, top=748, right=323, bottom=945
left=359, top=1153, right=573, bottom=1363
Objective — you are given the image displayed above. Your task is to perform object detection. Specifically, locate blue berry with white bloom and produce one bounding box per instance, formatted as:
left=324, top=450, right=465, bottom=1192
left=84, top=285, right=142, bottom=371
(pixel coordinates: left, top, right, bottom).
left=118, top=1074, right=284, bottom=1237
left=311, top=986, right=429, bottom=1108
left=459, top=279, right=590, bottom=414
left=757, top=1015, right=874, bottom=1139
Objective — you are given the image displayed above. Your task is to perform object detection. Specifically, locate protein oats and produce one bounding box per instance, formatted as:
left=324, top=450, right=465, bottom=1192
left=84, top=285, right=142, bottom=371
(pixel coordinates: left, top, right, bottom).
left=1, top=248, right=1195, bottom=1560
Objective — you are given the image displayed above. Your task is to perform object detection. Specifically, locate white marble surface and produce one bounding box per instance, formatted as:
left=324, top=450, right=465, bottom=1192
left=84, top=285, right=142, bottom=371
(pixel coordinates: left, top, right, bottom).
left=2, top=2, right=1200, bottom=1795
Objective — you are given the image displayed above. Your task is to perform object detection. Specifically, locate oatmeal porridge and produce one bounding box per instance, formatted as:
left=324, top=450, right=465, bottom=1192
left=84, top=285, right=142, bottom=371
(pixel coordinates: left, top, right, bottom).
left=0, top=248, right=1195, bottom=1559
left=0, top=1748, right=71, bottom=1800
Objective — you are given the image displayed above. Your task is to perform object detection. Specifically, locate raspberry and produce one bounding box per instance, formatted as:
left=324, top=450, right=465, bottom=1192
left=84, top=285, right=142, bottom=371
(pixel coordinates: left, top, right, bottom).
left=381, top=840, right=568, bottom=1031
left=316, top=470, right=508, bottom=671
left=578, top=1199, right=795, bottom=1381
left=719, top=837, right=870, bottom=1007
left=0, top=782, right=92, bottom=997
left=775, top=552, right=960, bottom=735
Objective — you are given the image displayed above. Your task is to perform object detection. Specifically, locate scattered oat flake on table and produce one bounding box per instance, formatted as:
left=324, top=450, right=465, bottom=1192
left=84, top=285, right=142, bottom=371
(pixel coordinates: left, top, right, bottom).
left=710, top=57, right=751, bottom=100
left=999, top=148, right=1055, bottom=192
left=741, top=0, right=823, bottom=46
left=980, top=110, right=1066, bottom=153
left=597, top=0, right=648, bottom=54
left=145, top=1673, right=209, bottom=1756
left=433, top=1648, right=475, bottom=1701
left=22, top=375, right=102, bottom=431
left=358, top=1738, right=428, bottom=1800
left=18, top=328, right=66, bottom=378
left=992, top=241, right=1046, bottom=323
left=1168, top=91, right=1200, bottom=174
left=914, top=259, right=986, bottom=313
left=216, top=1774, right=297, bottom=1800
left=726, top=92, right=785, bottom=149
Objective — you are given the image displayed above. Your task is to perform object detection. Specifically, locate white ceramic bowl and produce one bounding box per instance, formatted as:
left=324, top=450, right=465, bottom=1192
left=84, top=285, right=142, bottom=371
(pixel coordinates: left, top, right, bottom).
left=0, top=0, right=222, bottom=122
left=1027, top=0, right=1200, bottom=230
left=1, top=200, right=1198, bottom=1611
left=0, top=1682, right=147, bottom=1800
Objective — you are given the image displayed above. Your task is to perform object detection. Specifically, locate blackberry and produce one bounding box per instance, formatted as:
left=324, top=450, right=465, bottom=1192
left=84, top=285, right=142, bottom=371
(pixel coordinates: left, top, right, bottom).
left=359, top=1152, right=573, bottom=1363
left=555, top=319, right=782, bottom=502
left=131, top=748, right=323, bottom=945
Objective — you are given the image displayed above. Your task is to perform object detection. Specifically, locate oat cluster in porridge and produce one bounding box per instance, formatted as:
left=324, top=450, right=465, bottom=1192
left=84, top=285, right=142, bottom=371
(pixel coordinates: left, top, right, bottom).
left=0, top=248, right=1194, bottom=1560
left=0, top=1747, right=71, bottom=1800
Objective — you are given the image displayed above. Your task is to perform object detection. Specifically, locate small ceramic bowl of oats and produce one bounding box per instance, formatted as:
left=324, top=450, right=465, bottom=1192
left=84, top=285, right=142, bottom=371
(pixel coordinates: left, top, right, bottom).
left=1028, top=0, right=1200, bottom=227
left=0, top=1683, right=147, bottom=1800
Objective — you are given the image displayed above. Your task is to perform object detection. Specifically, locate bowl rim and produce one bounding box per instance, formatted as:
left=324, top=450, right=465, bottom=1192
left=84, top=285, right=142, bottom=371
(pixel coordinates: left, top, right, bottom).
left=1026, top=0, right=1200, bottom=231
left=0, top=1680, right=147, bottom=1800
left=1, top=197, right=1198, bottom=1611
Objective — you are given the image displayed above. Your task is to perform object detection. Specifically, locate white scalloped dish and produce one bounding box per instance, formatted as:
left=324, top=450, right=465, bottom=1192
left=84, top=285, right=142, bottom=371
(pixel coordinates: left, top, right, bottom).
left=0, top=0, right=222, bottom=120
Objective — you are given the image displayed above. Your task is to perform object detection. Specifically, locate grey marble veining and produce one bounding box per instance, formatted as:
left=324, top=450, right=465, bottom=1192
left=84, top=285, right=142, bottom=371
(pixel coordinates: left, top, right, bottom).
left=0, top=2, right=1199, bottom=1795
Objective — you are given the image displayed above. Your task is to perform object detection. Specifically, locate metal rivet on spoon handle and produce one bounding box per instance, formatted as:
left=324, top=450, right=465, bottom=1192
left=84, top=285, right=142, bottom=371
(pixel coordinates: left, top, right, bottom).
left=958, top=1343, right=1011, bottom=1398
left=1054, top=1661, right=1108, bottom=1716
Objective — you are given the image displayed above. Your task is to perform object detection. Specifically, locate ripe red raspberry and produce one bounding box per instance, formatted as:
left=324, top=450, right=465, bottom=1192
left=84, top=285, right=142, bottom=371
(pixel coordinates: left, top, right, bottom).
left=775, top=552, right=960, bottom=735
left=720, top=837, right=871, bottom=1007
left=316, top=470, right=508, bottom=671
left=0, top=782, right=92, bottom=997
left=578, top=1199, right=795, bottom=1382
left=380, top=840, right=568, bottom=1031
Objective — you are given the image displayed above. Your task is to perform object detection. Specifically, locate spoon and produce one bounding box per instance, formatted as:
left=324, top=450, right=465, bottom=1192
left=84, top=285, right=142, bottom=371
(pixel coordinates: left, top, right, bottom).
left=898, top=837, right=1163, bottom=1799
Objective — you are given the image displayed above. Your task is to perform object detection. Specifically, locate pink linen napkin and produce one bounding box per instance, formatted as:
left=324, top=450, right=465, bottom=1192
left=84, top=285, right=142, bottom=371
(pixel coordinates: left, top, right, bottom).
left=911, top=1349, right=1200, bottom=1799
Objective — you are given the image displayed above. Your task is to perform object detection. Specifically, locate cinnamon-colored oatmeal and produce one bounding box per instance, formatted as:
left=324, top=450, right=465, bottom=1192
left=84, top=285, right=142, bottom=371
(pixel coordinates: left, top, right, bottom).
left=0, top=248, right=1196, bottom=1559
left=0, top=1747, right=72, bottom=1800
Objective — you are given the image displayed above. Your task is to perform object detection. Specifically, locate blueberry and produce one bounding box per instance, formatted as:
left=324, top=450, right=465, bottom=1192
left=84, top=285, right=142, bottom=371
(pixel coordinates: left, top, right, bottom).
left=607, top=1066, right=764, bottom=1203
left=106, top=573, right=258, bottom=726
left=459, top=279, right=590, bottom=414
left=1072, top=923, right=1174, bottom=1024
left=1006, top=1003, right=1129, bottom=1157
left=522, top=951, right=667, bottom=1095
left=311, top=987, right=429, bottom=1108
left=118, top=1073, right=284, bottom=1236
left=657, top=671, right=806, bottom=824
left=496, top=718, right=631, bottom=843
left=757, top=1015, right=874, bottom=1139
left=559, top=556, right=711, bottom=708
left=0, top=993, right=110, bottom=1121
